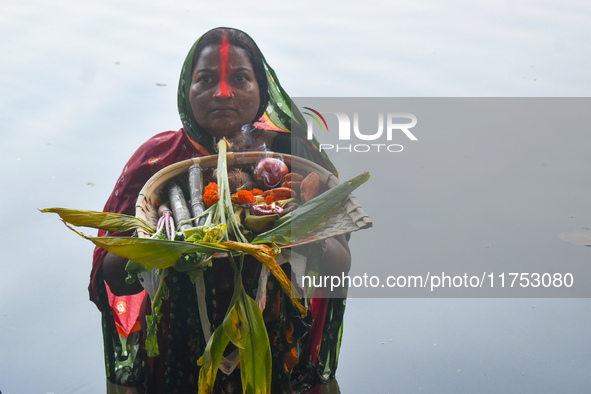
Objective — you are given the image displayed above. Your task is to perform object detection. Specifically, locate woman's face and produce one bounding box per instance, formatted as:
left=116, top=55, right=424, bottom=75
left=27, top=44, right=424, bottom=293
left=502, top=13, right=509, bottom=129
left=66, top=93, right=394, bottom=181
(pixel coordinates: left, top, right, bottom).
left=190, top=43, right=261, bottom=139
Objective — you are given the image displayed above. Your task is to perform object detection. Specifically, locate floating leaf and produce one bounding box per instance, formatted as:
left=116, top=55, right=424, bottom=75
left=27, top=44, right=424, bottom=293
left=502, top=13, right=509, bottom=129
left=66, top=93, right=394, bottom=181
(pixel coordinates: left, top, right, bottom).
left=559, top=228, right=591, bottom=246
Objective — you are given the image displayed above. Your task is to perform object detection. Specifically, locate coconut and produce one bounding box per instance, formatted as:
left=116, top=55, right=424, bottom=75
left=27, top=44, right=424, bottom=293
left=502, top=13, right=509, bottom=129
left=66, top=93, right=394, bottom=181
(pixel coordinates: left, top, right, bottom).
left=228, top=168, right=253, bottom=192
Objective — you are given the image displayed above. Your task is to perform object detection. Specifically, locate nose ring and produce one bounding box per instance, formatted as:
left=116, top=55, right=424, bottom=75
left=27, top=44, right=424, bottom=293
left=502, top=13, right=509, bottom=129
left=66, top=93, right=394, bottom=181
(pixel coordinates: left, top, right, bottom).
left=214, top=90, right=234, bottom=98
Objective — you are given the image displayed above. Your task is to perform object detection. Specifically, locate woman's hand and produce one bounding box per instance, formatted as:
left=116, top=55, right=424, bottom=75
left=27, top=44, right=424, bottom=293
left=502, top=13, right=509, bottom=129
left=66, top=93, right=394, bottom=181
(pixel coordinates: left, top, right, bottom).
left=102, top=252, right=144, bottom=296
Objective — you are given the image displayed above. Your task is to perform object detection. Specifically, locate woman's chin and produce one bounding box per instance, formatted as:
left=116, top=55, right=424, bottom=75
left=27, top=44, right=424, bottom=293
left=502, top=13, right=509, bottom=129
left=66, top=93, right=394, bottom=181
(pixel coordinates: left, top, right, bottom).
left=206, top=123, right=246, bottom=140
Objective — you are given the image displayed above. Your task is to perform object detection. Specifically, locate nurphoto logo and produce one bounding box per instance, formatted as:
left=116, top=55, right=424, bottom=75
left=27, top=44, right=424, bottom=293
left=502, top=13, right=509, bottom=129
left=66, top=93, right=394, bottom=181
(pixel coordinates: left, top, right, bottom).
left=302, top=108, right=418, bottom=153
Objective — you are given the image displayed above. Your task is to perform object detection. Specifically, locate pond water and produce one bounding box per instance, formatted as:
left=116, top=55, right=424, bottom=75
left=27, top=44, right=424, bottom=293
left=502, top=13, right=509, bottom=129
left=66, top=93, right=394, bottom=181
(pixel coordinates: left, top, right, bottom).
left=1, top=0, right=590, bottom=393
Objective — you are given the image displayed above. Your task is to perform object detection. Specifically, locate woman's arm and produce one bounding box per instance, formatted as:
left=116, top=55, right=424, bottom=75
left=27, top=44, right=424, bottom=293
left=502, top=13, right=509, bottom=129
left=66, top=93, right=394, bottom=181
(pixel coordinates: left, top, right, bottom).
left=322, top=234, right=351, bottom=276
left=102, top=252, right=144, bottom=296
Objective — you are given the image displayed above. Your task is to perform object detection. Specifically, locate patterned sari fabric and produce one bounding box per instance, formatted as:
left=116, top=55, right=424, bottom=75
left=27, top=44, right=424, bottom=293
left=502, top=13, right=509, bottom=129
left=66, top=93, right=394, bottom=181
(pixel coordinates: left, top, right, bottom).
left=92, top=27, right=347, bottom=393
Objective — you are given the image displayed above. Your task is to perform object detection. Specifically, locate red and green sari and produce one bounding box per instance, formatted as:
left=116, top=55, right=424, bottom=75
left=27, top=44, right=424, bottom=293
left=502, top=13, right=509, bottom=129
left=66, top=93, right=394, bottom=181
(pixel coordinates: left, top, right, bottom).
left=91, top=27, right=347, bottom=393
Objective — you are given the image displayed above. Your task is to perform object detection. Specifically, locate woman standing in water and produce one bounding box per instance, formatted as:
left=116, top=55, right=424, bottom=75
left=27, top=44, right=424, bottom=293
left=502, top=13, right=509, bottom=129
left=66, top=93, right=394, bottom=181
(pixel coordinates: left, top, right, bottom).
left=91, top=27, right=350, bottom=393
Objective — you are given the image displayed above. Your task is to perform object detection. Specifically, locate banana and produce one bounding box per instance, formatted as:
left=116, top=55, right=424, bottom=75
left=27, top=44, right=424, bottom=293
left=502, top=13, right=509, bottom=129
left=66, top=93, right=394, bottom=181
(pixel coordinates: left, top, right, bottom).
left=233, top=207, right=245, bottom=225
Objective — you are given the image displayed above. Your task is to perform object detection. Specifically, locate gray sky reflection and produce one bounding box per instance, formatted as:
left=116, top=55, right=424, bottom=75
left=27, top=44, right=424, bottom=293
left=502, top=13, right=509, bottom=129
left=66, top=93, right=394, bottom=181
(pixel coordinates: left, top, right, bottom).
left=1, top=0, right=591, bottom=393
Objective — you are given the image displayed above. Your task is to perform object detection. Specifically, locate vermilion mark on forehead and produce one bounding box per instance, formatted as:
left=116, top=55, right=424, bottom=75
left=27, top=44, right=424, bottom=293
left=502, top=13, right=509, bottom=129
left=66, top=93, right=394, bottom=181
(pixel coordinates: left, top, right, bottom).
left=218, top=34, right=230, bottom=96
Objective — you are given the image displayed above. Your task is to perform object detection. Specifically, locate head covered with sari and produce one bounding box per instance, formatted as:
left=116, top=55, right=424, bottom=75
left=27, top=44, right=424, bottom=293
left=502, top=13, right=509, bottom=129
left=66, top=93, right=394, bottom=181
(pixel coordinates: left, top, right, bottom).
left=177, top=27, right=338, bottom=175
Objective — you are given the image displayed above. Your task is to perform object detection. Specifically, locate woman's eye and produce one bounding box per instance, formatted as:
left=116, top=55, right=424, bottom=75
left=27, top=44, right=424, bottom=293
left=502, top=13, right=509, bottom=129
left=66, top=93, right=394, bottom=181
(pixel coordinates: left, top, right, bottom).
left=198, top=76, right=213, bottom=84
left=234, top=75, right=246, bottom=83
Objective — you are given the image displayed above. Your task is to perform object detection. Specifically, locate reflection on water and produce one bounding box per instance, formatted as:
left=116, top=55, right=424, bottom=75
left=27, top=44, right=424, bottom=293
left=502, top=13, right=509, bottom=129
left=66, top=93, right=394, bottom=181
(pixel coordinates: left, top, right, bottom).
left=2, top=0, right=591, bottom=393
left=106, top=378, right=341, bottom=393
left=303, top=379, right=341, bottom=394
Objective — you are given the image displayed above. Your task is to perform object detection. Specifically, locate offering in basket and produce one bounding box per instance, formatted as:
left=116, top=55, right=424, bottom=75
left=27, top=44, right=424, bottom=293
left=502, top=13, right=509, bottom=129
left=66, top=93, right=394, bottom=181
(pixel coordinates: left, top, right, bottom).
left=136, top=149, right=372, bottom=248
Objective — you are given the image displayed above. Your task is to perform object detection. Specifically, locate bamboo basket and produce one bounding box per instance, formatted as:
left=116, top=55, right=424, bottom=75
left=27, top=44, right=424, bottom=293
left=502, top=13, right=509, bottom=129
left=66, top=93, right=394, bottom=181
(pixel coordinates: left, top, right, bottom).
left=135, top=152, right=372, bottom=245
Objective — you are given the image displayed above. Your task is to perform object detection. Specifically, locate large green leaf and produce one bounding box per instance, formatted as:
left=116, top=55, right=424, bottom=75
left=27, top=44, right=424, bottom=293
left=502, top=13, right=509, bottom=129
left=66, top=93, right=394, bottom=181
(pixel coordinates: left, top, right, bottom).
left=237, top=290, right=272, bottom=394
left=41, top=207, right=154, bottom=234
left=251, top=171, right=370, bottom=245
left=64, top=223, right=305, bottom=314
left=65, top=224, right=226, bottom=270
left=197, top=324, right=231, bottom=393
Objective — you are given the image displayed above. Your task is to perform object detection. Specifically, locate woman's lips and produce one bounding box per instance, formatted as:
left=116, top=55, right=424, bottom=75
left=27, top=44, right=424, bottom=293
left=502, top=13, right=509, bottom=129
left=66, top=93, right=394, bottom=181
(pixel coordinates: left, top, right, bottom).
left=211, top=107, right=237, bottom=113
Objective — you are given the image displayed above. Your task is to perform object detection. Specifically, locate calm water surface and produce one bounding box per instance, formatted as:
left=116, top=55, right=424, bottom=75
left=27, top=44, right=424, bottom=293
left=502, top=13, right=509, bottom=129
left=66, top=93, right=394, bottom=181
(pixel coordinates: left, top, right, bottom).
left=1, top=0, right=590, bottom=393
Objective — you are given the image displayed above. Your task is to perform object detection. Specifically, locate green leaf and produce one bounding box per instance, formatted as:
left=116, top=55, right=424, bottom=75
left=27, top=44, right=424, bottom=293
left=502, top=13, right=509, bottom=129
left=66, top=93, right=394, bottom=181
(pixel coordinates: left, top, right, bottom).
left=184, top=224, right=227, bottom=244
left=145, top=313, right=160, bottom=356
left=89, top=237, right=219, bottom=270
left=125, top=260, right=149, bottom=276
left=124, top=260, right=148, bottom=284
left=173, top=252, right=211, bottom=283
left=198, top=254, right=243, bottom=392
left=64, top=223, right=226, bottom=270
left=237, top=291, right=272, bottom=394
left=197, top=324, right=231, bottom=393
left=41, top=207, right=154, bottom=234
left=251, top=172, right=370, bottom=245
left=222, top=304, right=244, bottom=349
left=146, top=269, right=169, bottom=357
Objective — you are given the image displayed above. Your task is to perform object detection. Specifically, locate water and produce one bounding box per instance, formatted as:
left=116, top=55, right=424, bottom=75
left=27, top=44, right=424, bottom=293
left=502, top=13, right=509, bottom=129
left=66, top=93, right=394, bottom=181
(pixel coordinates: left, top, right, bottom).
left=1, top=0, right=591, bottom=393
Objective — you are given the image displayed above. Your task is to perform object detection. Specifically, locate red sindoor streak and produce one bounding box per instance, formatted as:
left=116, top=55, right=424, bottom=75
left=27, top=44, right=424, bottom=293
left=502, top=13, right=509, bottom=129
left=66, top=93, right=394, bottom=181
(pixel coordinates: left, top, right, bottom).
left=217, top=34, right=230, bottom=97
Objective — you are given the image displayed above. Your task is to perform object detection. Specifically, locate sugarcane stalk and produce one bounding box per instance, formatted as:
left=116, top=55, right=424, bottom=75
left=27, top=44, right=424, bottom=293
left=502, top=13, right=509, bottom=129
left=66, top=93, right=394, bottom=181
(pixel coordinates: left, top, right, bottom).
left=166, top=181, right=192, bottom=233
left=189, top=163, right=206, bottom=226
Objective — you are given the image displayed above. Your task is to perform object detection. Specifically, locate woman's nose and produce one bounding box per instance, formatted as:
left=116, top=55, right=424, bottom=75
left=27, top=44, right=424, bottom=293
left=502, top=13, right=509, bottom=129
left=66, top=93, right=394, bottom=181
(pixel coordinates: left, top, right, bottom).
left=213, top=80, right=233, bottom=98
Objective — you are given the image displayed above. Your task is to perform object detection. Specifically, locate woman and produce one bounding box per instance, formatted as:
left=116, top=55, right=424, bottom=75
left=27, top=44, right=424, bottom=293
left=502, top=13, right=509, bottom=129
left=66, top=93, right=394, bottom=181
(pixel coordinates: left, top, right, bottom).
left=91, top=27, right=350, bottom=393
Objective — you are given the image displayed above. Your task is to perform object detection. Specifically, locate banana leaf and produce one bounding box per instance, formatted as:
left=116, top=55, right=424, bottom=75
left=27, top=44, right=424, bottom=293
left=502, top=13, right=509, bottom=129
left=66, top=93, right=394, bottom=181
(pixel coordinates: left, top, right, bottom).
left=64, top=224, right=226, bottom=270
left=251, top=171, right=370, bottom=245
left=41, top=207, right=154, bottom=234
